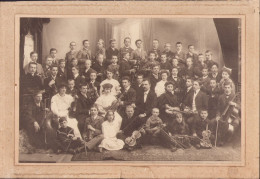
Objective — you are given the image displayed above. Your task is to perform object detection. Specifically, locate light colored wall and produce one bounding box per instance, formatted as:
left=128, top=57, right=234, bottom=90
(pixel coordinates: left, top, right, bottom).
left=42, top=18, right=223, bottom=66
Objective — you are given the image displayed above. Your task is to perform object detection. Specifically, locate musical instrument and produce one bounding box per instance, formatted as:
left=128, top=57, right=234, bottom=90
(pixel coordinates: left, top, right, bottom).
left=215, top=92, right=240, bottom=146
left=107, top=92, right=125, bottom=112
left=125, top=124, right=146, bottom=147
left=166, top=105, right=195, bottom=115
left=200, top=124, right=212, bottom=148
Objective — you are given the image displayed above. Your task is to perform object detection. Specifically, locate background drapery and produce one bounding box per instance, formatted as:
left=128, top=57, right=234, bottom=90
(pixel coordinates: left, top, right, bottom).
left=41, top=18, right=224, bottom=64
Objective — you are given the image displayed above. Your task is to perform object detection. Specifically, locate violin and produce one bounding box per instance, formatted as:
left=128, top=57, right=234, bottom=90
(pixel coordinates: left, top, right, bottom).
left=107, top=92, right=125, bottom=112
left=200, top=124, right=212, bottom=148
left=125, top=126, right=145, bottom=147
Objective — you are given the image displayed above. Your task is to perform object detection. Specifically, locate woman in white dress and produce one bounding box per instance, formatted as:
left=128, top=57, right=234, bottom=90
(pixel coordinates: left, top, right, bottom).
left=95, top=83, right=122, bottom=130
left=155, top=70, right=169, bottom=97
left=51, top=84, right=82, bottom=139
left=99, top=110, right=124, bottom=151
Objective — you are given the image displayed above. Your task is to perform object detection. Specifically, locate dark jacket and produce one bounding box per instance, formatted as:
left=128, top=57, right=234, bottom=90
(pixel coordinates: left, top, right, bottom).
left=135, top=90, right=157, bottom=116
left=184, top=90, right=208, bottom=111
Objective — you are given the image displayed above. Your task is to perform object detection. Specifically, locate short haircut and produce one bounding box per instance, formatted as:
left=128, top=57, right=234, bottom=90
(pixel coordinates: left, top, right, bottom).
left=135, top=39, right=142, bottom=45
left=223, top=81, right=232, bottom=88
left=51, top=64, right=58, bottom=70
left=121, top=76, right=131, bottom=82
left=82, top=40, right=89, bottom=45
left=85, top=59, right=92, bottom=64
left=153, top=39, right=159, bottom=43
left=186, top=57, right=193, bottom=62
left=142, top=78, right=151, bottom=85
left=111, top=55, right=118, bottom=58
left=59, top=59, right=66, bottom=64
left=199, top=108, right=208, bottom=113
left=124, top=37, right=131, bottom=43
left=70, top=41, right=76, bottom=46
left=79, top=82, right=89, bottom=89
left=164, top=43, right=171, bottom=47
left=90, top=70, right=97, bottom=74
left=71, top=65, right=79, bottom=71
left=71, top=58, right=77, bottom=61
left=28, top=62, right=37, bottom=67
left=50, top=48, right=57, bottom=53
left=211, top=63, right=219, bottom=68
left=149, top=51, right=156, bottom=56
left=136, top=73, right=144, bottom=78
left=30, top=51, right=37, bottom=57
left=198, top=53, right=204, bottom=56
left=152, top=108, right=159, bottom=112
left=59, top=117, right=67, bottom=123
left=172, top=67, right=179, bottom=71
left=205, top=50, right=212, bottom=55
left=152, top=64, right=160, bottom=69
left=90, top=104, right=99, bottom=110
left=58, top=83, right=67, bottom=89
left=210, top=78, right=217, bottom=82
left=188, top=45, right=194, bottom=48
left=109, top=38, right=116, bottom=44
left=202, top=66, right=208, bottom=71
left=194, top=80, right=202, bottom=86
left=176, top=42, right=182, bottom=45
left=186, top=77, right=194, bottom=82
left=97, top=53, right=104, bottom=58
left=160, top=70, right=169, bottom=76
left=67, top=79, right=75, bottom=83
left=125, top=105, right=134, bottom=110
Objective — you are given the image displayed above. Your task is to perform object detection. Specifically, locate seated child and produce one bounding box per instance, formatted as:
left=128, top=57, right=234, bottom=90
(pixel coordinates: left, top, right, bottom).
left=191, top=109, right=215, bottom=149
left=82, top=105, right=104, bottom=151
left=164, top=112, right=191, bottom=149
left=144, top=108, right=165, bottom=142
left=99, top=110, right=124, bottom=152
left=107, top=55, right=120, bottom=80
left=56, top=117, right=85, bottom=154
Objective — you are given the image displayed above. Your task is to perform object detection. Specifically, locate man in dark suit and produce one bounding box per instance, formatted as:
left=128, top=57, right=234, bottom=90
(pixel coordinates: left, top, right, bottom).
left=132, top=73, right=144, bottom=98
left=173, top=42, right=186, bottom=65
left=148, top=64, right=161, bottom=91
left=182, top=77, right=194, bottom=104
left=209, top=63, right=222, bottom=83
left=70, top=66, right=85, bottom=90
left=57, top=59, right=67, bottom=81
left=44, top=65, right=65, bottom=100
left=75, top=83, right=97, bottom=134
left=135, top=79, right=157, bottom=128
left=183, top=80, right=208, bottom=113
left=167, top=67, right=186, bottom=102
left=186, top=45, right=199, bottom=66
left=21, top=62, right=43, bottom=97
left=118, top=76, right=136, bottom=116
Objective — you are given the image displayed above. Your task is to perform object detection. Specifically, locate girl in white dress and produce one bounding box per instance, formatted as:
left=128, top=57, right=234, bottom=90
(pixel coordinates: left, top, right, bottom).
left=100, top=70, right=121, bottom=96
left=95, top=83, right=122, bottom=130
left=99, top=110, right=124, bottom=151
left=51, top=84, right=82, bottom=139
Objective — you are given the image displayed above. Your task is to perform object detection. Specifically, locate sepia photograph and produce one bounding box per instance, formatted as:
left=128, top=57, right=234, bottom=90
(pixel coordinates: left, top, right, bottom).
left=18, top=17, right=242, bottom=163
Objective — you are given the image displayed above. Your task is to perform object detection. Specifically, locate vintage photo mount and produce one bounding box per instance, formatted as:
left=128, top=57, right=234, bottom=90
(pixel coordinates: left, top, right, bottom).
left=15, top=14, right=245, bottom=166
left=0, top=1, right=258, bottom=178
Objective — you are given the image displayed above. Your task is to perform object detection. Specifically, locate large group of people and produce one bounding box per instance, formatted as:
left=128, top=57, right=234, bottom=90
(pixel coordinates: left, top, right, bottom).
left=20, top=37, right=241, bottom=154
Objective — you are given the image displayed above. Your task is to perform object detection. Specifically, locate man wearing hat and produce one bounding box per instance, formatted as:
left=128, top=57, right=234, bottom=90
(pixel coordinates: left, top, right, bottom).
left=23, top=89, right=56, bottom=150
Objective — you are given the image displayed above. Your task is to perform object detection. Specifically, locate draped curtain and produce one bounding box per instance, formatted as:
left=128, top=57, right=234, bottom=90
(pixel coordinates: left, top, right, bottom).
left=20, top=18, right=50, bottom=76
left=213, top=18, right=240, bottom=87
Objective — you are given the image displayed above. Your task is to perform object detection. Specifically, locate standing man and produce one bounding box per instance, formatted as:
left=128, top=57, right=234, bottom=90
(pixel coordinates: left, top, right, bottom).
left=173, top=42, right=186, bottom=65
left=65, top=41, right=78, bottom=73
left=77, top=40, right=92, bottom=73
left=149, top=39, right=161, bottom=61
left=106, top=39, right=119, bottom=65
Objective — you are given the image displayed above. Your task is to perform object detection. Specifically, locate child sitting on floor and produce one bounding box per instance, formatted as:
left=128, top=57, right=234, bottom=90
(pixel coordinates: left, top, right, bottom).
left=56, top=117, right=85, bottom=154
left=144, top=108, right=166, bottom=144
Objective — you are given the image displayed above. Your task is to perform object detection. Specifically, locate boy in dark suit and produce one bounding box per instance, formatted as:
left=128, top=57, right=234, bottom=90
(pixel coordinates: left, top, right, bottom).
left=148, top=64, right=161, bottom=91
left=199, top=67, right=211, bottom=92
left=77, top=39, right=92, bottom=72
left=148, top=39, right=161, bottom=61
left=160, top=53, right=171, bottom=73
left=81, top=59, right=95, bottom=83
left=209, top=63, right=222, bottom=83
left=92, top=53, right=106, bottom=83
left=118, top=37, right=134, bottom=61
left=70, top=66, right=85, bottom=91
left=106, top=39, right=119, bottom=65
left=57, top=59, right=67, bottom=81
left=204, top=50, right=216, bottom=70
left=119, top=52, right=136, bottom=79
left=87, top=70, right=101, bottom=96
left=162, top=43, right=174, bottom=61
left=65, top=42, right=78, bottom=73
left=186, top=45, right=199, bottom=66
